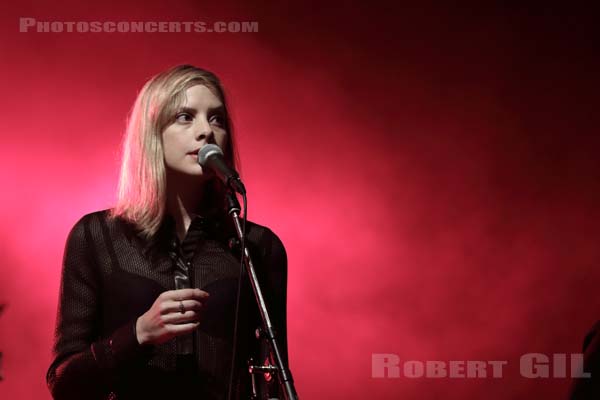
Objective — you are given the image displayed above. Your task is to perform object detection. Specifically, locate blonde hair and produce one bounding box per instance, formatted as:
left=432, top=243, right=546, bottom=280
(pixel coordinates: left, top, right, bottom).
left=110, top=65, right=237, bottom=238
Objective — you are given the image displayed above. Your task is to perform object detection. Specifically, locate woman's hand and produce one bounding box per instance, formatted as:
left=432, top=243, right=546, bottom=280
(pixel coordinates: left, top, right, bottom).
left=135, top=288, right=209, bottom=345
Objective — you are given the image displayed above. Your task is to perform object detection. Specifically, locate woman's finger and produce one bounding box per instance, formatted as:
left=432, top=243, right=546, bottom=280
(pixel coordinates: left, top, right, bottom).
left=166, top=321, right=200, bottom=335
left=163, top=310, right=200, bottom=324
left=159, top=299, right=203, bottom=315
left=162, top=288, right=209, bottom=301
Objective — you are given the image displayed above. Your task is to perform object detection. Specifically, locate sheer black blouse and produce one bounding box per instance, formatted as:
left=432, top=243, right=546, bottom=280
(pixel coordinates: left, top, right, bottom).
left=46, top=210, right=288, bottom=400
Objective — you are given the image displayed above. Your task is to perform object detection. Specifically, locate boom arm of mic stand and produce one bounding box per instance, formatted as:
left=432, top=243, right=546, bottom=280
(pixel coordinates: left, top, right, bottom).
left=226, top=192, right=299, bottom=400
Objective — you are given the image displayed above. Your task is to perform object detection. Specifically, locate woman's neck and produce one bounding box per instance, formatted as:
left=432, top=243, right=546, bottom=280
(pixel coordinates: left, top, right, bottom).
left=165, top=172, right=211, bottom=241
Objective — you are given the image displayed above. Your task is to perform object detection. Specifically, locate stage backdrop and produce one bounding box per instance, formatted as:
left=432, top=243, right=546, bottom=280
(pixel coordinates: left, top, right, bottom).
left=0, top=2, right=598, bottom=399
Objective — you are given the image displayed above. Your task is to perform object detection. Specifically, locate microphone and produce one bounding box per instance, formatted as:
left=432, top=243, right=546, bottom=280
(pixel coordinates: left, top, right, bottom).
left=198, top=144, right=246, bottom=194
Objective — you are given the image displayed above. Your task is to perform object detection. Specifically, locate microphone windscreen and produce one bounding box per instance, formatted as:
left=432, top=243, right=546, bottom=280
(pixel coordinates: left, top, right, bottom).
left=198, top=144, right=224, bottom=166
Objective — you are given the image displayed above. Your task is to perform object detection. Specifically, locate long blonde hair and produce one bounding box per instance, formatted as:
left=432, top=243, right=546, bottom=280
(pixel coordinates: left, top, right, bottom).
left=110, top=65, right=238, bottom=238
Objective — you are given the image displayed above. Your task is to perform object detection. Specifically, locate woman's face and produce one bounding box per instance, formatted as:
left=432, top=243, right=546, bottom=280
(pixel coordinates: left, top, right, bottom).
left=162, top=84, right=228, bottom=177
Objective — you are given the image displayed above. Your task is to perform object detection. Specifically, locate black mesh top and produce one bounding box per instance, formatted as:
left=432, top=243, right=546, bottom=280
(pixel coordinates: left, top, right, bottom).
left=46, top=209, right=288, bottom=400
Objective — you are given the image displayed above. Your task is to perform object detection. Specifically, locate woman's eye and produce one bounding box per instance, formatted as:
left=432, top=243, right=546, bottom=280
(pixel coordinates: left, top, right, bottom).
left=209, top=114, right=224, bottom=126
left=175, top=113, right=193, bottom=123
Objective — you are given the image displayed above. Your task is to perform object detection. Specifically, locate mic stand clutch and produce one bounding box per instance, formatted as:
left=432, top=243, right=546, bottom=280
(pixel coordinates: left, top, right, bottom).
left=225, top=192, right=299, bottom=400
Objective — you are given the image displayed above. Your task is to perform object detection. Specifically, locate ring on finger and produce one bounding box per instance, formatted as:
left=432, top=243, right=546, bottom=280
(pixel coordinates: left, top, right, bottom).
left=179, top=300, right=185, bottom=314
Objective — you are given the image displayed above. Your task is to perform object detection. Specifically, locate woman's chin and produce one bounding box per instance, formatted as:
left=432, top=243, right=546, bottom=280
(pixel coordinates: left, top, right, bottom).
left=167, top=166, right=214, bottom=180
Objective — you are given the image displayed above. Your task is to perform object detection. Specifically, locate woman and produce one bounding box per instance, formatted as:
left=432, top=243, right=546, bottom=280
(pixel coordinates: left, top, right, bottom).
left=46, top=65, right=288, bottom=399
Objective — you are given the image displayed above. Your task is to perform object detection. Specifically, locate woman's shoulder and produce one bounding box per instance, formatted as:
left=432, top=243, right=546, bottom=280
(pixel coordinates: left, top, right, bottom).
left=244, top=220, right=285, bottom=245
left=67, top=209, right=128, bottom=241
left=242, top=220, right=287, bottom=264
left=69, top=209, right=117, bottom=229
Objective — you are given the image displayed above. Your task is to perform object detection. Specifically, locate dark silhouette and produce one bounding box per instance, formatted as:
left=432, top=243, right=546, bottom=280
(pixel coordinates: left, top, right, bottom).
left=569, top=321, right=600, bottom=399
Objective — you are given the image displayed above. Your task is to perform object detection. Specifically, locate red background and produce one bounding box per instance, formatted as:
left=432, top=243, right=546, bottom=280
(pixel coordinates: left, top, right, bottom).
left=0, top=2, right=598, bottom=399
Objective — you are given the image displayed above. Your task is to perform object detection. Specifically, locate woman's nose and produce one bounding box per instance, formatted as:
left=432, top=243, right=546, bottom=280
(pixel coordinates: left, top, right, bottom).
left=195, top=119, right=215, bottom=143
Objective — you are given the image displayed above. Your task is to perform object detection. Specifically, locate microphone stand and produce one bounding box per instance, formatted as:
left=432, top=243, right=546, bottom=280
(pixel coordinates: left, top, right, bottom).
left=225, top=191, right=299, bottom=400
